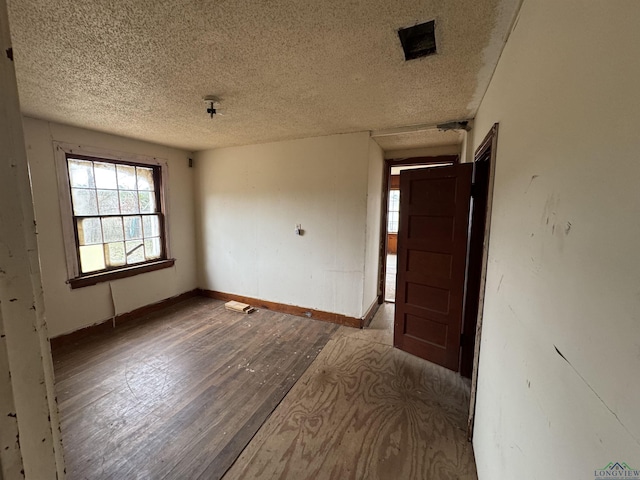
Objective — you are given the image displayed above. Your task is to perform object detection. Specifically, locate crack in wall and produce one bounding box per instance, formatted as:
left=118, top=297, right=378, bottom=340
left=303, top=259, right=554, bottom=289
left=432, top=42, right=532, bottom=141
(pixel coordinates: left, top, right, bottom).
left=554, top=345, right=640, bottom=447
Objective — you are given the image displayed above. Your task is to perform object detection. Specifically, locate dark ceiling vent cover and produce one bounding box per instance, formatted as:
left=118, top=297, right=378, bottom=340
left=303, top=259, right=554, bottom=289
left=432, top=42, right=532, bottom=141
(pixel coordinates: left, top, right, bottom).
left=398, top=20, right=436, bottom=61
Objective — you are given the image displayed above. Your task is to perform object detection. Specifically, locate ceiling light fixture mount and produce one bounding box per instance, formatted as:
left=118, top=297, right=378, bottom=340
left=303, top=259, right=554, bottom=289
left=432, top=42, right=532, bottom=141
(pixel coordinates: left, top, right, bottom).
left=203, top=95, right=220, bottom=118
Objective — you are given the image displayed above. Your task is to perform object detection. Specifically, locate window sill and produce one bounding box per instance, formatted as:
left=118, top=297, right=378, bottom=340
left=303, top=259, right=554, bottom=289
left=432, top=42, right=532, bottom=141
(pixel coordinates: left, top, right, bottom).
left=68, top=259, right=175, bottom=289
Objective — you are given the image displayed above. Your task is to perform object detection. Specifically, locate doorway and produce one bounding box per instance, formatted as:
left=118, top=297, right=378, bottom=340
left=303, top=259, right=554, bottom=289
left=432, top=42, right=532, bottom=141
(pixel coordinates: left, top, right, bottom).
left=382, top=159, right=458, bottom=303
left=380, top=126, right=498, bottom=386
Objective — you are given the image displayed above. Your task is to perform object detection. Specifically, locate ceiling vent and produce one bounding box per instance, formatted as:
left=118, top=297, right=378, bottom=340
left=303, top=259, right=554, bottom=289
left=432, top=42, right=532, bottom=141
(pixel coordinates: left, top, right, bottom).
left=398, top=20, right=437, bottom=61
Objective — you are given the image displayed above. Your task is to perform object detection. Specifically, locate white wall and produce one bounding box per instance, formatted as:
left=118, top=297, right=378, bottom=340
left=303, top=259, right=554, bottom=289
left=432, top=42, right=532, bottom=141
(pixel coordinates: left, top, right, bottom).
left=472, top=1, right=640, bottom=478
left=195, top=132, right=373, bottom=319
left=23, top=117, right=198, bottom=337
left=362, top=139, right=383, bottom=314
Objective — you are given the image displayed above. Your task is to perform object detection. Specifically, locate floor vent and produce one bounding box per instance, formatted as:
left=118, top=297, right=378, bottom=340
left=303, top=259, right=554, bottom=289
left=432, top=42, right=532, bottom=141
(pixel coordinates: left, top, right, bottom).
left=398, top=20, right=437, bottom=61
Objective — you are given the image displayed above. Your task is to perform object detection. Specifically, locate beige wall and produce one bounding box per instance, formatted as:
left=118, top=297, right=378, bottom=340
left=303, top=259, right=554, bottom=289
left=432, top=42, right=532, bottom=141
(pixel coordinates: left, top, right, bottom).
left=23, top=117, right=198, bottom=338
left=362, top=139, right=384, bottom=314
left=472, top=0, right=640, bottom=478
left=194, top=132, right=375, bottom=319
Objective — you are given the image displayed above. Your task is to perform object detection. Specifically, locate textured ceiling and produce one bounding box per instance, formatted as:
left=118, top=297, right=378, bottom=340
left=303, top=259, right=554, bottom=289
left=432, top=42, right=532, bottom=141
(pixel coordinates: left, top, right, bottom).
left=8, top=0, right=521, bottom=151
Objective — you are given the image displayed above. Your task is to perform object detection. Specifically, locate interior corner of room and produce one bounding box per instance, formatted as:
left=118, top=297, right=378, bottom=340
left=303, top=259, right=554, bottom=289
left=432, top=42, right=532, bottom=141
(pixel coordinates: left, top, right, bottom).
left=2, top=0, right=639, bottom=478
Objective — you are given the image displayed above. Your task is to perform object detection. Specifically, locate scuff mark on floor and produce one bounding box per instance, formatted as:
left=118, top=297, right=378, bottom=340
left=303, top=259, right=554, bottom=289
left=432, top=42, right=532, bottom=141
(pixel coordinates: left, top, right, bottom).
left=497, top=275, right=504, bottom=292
left=554, top=344, right=640, bottom=447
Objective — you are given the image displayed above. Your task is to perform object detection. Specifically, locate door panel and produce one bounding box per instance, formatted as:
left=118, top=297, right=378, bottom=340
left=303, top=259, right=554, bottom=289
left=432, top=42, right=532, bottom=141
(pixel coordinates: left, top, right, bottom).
left=407, top=250, right=452, bottom=279
left=394, top=164, right=472, bottom=371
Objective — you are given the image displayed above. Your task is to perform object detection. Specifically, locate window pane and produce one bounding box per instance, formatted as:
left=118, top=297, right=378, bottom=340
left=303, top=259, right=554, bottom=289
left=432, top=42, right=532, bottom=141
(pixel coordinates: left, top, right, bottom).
left=104, top=242, right=126, bottom=267
left=68, top=159, right=95, bottom=188
left=71, top=188, right=98, bottom=216
left=125, top=240, right=145, bottom=264
left=102, top=217, right=124, bottom=242
left=388, top=190, right=400, bottom=212
left=116, top=164, right=137, bottom=190
left=66, top=155, right=165, bottom=277
left=136, top=167, right=155, bottom=191
left=79, top=245, right=105, bottom=273
left=119, top=191, right=139, bottom=214
left=144, top=237, right=161, bottom=260
left=97, top=190, right=120, bottom=215
left=77, top=218, right=103, bottom=246
left=142, top=215, right=160, bottom=238
left=124, top=216, right=143, bottom=240
left=94, top=162, right=117, bottom=189
left=388, top=212, right=399, bottom=233
left=138, top=191, right=156, bottom=213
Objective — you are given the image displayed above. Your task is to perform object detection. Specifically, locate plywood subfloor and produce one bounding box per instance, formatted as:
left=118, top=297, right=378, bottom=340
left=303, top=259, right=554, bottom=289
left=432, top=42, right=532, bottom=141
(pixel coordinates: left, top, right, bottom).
left=223, top=304, right=477, bottom=480
left=53, top=297, right=338, bottom=480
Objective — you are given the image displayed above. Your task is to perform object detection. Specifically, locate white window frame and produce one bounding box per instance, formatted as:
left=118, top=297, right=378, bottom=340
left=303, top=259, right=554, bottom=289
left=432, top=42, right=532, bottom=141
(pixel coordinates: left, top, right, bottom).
left=53, top=141, right=172, bottom=287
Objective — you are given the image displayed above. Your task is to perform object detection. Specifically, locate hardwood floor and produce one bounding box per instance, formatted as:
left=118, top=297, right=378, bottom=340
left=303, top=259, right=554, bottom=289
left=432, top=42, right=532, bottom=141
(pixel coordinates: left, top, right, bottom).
left=54, top=298, right=476, bottom=480
left=53, top=297, right=338, bottom=480
left=224, top=304, right=477, bottom=480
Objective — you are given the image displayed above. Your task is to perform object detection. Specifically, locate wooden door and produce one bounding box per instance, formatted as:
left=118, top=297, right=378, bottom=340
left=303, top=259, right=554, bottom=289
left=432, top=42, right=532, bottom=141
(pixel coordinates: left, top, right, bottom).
left=394, top=164, right=473, bottom=371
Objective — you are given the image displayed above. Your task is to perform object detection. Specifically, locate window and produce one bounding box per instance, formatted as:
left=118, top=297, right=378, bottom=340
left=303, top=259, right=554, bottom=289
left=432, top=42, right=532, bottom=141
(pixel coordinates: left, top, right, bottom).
left=55, top=143, right=173, bottom=288
left=387, top=189, right=400, bottom=233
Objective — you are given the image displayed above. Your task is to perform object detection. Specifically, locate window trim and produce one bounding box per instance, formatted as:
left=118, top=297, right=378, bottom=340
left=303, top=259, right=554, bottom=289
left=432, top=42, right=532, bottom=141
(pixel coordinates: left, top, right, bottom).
left=54, top=142, right=173, bottom=288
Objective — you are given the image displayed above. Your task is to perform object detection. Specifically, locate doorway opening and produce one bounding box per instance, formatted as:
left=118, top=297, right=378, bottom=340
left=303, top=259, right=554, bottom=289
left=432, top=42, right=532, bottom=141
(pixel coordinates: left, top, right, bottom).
left=377, top=126, right=499, bottom=440
left=379, top=125, right=498, bottom=385
left=380, top=157, right=459, bottom=304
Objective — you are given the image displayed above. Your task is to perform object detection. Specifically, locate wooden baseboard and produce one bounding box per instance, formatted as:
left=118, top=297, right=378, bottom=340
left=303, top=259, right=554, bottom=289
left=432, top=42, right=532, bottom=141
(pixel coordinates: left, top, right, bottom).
left=115, top=289, right=200, bottom=324
left=50, top=289, right=199, bottom=350
left=51, top=288, right=369, bottom=351
left=362, top=298, right=381, bottom=328
left=199, top=289, right=363, bottom=329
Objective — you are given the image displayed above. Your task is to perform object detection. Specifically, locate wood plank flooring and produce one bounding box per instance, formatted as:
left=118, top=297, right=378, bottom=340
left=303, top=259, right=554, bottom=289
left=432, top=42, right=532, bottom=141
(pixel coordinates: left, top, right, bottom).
left=53, top=297, right=338, bottom=480
left=223, top=303, right=477, bottom=480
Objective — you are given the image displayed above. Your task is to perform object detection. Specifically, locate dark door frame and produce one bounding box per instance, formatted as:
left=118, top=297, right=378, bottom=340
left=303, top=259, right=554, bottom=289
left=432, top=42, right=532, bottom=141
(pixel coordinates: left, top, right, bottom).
left=377, top=155, right=460, bottom=305
left=460, top=148, right=492, bottom=377
left=466, top=123, right=499, bottom=440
